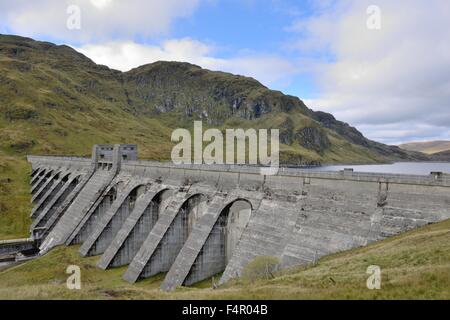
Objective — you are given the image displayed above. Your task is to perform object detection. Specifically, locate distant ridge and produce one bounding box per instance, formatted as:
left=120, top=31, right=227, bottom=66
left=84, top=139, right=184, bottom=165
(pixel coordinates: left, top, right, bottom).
left=399, top=141, right=450, bottom=154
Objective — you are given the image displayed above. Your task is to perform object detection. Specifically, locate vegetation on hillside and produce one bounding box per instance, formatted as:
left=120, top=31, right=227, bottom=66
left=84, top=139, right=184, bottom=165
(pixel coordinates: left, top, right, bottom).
left=0, top=156, right=31, bottom=239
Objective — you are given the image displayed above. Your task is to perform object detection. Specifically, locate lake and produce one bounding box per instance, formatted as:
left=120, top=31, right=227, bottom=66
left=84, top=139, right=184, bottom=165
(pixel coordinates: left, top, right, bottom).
left=307, top=162, right=450, bottom=175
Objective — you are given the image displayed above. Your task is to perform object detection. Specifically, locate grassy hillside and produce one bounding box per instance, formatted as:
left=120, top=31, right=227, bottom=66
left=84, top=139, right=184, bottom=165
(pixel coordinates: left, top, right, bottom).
left=0, top=34, right=428, bottom=240
left=0, top=218, right=449, bottom=300
left=400, top=141, right=450, bottom=154
left=0, top=155, right=31, bottom=239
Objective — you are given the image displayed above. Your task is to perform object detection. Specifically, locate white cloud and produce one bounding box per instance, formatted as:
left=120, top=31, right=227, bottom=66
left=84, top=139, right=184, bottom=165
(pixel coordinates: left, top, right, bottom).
left=1, top=1, right=300, bottom=93
left=75, top=39, right=299, bottom=88
left=291, top=0, right=450, bottom=144
left=75, top=39, right=213, bottom=71
left=0, top=0, right=200, bottom=42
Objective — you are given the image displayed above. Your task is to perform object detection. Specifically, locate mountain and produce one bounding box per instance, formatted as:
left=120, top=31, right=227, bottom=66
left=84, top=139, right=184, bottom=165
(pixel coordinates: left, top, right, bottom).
left=429, top=150, right=450, bottom=162
left=0, top=34, right=428, bottom=239
left=399, top=141, right=450, bottom=154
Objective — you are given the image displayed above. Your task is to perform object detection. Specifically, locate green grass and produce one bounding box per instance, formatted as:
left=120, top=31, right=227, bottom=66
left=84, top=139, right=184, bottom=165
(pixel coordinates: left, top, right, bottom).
left=0, top=219, right=449, bottom=300
left=0, top=154, right=31, bottom=239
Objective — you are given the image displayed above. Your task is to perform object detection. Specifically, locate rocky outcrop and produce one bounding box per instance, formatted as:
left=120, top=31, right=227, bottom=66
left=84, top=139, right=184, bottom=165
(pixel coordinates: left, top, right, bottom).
left=295, top=127, right=331, bottom=153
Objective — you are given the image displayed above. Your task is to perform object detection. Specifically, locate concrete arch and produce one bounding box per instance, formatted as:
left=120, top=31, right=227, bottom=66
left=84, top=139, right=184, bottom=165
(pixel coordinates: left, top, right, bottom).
left=70, top=183, right=119, bottom=245
left=33, top=174, right=81, bottom=231
left=31, top=169, right=53, bottom=194
left=30, top=167, right=47, bottom=186
left=31, top=172, right=71, bottom=219
left=98, top=187, right=174, bottom=269
left=32, top=170, right=64, bottom=205
left=182, top=193, right=209, bottom=234
left=123, top=191, right=210, bottom=283
left=141, top=193, right=208, bottom=278
left=80, top=183, right=149, bottom=257
left=171, top=197, right=253, bottom=288
left=39, top=175, right=83, bottom=240
left=223, top=199, right=253, bottom=264
left=187, top=199, right=252, bottom=284
left=40, top=163, right=120, bottom=252
left=30, top=168, right=41, bottom=178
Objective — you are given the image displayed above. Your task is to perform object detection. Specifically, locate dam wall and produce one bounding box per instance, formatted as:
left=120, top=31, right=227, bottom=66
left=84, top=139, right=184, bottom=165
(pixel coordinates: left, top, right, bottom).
left=25, top=145, right=450, bottom=291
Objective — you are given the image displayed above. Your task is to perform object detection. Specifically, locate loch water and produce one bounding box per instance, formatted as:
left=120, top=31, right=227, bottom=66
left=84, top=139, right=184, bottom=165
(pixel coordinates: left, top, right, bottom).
left=307, top=162, right=450, bottom=175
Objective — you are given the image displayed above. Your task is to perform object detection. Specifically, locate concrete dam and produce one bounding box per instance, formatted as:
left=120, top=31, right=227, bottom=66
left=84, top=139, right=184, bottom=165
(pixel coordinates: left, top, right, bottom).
left=26, top=144, right=450, bottom=291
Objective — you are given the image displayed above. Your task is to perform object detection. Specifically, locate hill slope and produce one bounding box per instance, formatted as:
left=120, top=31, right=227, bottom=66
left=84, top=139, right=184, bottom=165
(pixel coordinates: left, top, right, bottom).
left=399, top=141, right=450, bottom=154
left=1, top=218, right=449, bottom=299
left=430, top=150, right=450, bottom=162
left=0, top=34, right=427, bottom=239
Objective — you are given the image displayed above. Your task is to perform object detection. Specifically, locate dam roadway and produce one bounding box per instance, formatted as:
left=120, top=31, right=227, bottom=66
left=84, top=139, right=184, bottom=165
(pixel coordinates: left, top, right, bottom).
left=25, top=144, right=450, bottom=291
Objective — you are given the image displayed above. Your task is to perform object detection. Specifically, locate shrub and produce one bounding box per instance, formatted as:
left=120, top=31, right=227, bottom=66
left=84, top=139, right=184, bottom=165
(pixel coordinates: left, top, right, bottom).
left=2, top=104, right=38, bottom=121
left=242, top=256, right=280, bottom=283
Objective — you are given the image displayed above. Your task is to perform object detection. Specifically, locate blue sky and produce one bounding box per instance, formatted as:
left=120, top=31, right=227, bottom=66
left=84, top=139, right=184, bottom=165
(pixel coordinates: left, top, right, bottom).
left=173, top=0, right=324, bottom=99
left=172, top=0, right=304, bottom=53
left=164, top=0, right=337, bottom=99
left=1, top=0, right=449, bottom=144
left=170, top=0, right=320, bottom=98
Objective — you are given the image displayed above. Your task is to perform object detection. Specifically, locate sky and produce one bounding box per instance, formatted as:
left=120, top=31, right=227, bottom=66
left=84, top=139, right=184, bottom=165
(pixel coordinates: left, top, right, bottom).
left=0, top=0, right=449, bottom=145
